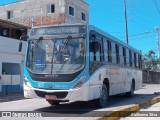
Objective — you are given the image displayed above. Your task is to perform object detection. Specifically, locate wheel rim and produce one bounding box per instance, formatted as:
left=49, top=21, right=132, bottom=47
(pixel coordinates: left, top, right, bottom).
left=100, top=86, right=108, bottom=106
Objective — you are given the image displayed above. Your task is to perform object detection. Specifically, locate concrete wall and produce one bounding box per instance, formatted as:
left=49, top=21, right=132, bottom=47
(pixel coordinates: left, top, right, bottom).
left=0, top=36, right=27, bottom=92
left=65, top=0, right=89, bottom=24
left=0, top=0, right=88, bottom=27
left=143, top=70, right=160, bottom=84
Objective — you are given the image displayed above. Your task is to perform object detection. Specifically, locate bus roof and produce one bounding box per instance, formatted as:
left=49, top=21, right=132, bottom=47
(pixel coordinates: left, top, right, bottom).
left=88, top=25, right=141, bottom=54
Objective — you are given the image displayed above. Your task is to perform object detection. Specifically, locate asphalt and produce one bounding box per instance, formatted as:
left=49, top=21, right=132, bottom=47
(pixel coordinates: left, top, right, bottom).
left=0, top=84, right=160, bottom=120
left=0, top=91, right=24, bottom=103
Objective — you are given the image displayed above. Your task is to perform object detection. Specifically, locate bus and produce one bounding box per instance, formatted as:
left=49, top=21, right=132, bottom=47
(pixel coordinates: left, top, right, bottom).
left=23, top=24, right=142, bottom=108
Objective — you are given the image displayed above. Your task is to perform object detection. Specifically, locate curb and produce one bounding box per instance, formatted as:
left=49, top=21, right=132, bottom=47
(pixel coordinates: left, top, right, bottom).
left=96, top=95, right=160, bottom=120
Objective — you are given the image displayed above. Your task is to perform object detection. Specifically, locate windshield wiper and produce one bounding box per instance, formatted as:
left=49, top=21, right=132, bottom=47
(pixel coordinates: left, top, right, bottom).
left=62, top=36, right=72, bottom=52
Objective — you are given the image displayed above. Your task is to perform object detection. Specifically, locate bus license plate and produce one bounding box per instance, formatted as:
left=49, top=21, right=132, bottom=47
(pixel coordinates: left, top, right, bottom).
left=45, top=95, right=57, bottom=100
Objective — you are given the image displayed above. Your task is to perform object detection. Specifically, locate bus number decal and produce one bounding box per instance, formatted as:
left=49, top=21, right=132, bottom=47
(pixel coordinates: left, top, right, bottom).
left=38, top=83, right=45, bottom=88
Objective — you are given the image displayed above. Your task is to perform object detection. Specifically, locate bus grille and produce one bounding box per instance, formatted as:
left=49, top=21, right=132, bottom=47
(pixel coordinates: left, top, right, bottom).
left=34, top=90, right=68, bottom=99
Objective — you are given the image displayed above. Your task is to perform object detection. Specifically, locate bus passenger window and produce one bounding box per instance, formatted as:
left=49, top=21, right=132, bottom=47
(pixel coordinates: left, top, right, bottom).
left=134, top=53, right=137, bottom=68
left=90, top=41, right=101, bottom=62
left=115, top=44, right=120, bottom=64
left=95, top=43, right=101, bottom=62
left=123, top=47, right=126, bottom=65
left=107, top=41, right=112, bottom=62
left=89, top=41, right=102, bottom=74
left=103, top=39, right=108, bottom=62
left=129, top=50, right=132, bottom=67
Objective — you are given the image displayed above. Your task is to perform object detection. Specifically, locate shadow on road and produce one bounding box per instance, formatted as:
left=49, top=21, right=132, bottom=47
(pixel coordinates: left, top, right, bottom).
left=34, top=93, right=159, bottom=117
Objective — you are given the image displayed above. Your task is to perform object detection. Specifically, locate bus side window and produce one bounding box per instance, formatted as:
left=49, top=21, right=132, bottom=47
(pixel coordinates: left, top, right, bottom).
left=136, top=53, right=139, bottom=68
left=107, top=40, right=112, bottom=62
left=134, top=53, right=137, bottom=68
left=115, top=44, right=120, bottom=64
left=126, top=49, right=130, bottom=67
left=95, top=42, right=101, bottom=62
left=89, top=34, right=102, bottom=74
left=123, top=47, right=126, bottom=65
left=90, top=42, right=94, bottom=62
left=103, top=39, right=108, bottom=62
left=111, top=42, right=116, bottom=63
left=90, top=41, right=101, bottom=62
left=129, top=50, right=132, bottom=67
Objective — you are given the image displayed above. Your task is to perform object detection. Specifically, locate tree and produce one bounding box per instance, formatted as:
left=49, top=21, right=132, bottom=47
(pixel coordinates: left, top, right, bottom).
left=143, top=50, right=160, bottom=83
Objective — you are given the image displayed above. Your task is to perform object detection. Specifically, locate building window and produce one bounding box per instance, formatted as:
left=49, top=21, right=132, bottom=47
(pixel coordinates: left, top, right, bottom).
left=81, top=12, right=86, bottom=21
left=7, top=10, right=14, bottom=19
left=47, top=4, right=55, bottom=13
left=69, top=6, right=74, bottom=16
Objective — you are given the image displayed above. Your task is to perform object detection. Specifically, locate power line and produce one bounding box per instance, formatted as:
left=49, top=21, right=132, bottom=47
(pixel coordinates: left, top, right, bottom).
left=130, top=6, right=160, bottom=22
left=128, top=35, right=155, bottom=39
left=118, top=31, right=154, bottom=39
left=153, top=0, right=160, bottom=16
left=130, top=12, right=157, bottom=27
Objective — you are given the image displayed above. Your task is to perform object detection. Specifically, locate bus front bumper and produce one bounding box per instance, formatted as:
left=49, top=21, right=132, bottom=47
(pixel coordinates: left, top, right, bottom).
left=23, top=84, right=89, bottom=102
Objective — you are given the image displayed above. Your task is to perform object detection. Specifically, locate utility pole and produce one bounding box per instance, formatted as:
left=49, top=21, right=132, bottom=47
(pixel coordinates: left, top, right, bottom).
left=124, top=0, right=129, bottom=44
left=40, top=0, right=43, bottom=26
left=155, top=27, right=160, bottom=59
left=31, top=17, right=34, bottom=28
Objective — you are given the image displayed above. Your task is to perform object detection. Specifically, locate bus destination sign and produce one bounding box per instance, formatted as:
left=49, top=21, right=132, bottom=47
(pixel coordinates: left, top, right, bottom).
left=31, top=26, right=86, bottom=36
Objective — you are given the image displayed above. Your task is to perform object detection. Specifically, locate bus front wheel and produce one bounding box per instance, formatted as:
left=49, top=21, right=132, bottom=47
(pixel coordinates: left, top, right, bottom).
left=47, top=100, right=60, bottom=106
left=95, top=84, right=108, bottom=108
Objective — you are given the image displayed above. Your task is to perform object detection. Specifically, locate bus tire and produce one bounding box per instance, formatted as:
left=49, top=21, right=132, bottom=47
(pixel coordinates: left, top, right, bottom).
left=126, top=81, right=135, bottom=98
left=47, top=100, right=60, bottom=106
left=95, top=84, right=108, bottom=108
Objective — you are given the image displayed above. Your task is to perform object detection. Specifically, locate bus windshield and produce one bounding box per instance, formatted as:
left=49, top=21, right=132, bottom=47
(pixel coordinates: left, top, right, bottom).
left=26, top=37, right=86, bottom=74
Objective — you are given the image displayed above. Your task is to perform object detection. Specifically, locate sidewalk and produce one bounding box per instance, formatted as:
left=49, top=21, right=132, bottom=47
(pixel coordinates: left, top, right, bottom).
left=0, top=91, right=24, bottom=102
left=120, top=102, right=160, bottom=120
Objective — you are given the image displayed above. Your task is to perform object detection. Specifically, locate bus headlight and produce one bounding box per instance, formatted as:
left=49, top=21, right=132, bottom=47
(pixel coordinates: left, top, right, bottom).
left=73, top=76, right=86, bottom=89
left=24, top=77, right=32, bottom=87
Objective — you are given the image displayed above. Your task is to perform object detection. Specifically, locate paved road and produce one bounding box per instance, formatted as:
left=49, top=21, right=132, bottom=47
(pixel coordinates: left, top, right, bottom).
left=120, top=102, right=160, bottom=120
left=0, top=84, right=160, bottom=120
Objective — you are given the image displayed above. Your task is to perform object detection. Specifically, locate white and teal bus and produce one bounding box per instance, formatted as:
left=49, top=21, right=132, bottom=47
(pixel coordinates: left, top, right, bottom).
left=24, top=24, right=142, bottom=108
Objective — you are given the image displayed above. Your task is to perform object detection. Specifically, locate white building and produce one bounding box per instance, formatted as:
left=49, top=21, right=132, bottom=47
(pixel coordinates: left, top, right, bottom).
left=0, top=19, right=28, bottom=93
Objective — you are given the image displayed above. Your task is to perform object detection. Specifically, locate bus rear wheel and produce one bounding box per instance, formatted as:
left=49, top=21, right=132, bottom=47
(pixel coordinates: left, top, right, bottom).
left=47, top=100, right=60, bottom=106
left=95, top=84, right=108, bottom=108
left=126, top=81, right=135, bottom=98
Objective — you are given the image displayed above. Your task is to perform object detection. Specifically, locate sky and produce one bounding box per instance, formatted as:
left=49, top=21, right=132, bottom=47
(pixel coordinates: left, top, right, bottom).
left=0, top=0, right=160, bottom=56
left=85, top=0, right=160, bottom=56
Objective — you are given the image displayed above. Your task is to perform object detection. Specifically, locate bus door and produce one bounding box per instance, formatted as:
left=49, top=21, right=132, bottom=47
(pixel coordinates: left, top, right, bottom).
left=89, top=33, right=103, bottom=99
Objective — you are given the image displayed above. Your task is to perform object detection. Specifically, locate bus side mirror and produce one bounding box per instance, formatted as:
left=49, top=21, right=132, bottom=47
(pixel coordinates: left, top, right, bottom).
left=90, top=34, right=95, bottom=42
left=20, top=36, right=29, bottom=41
left=90, top=42, right=99, bottom=52
left=18, top=41, right=23, bottom=52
